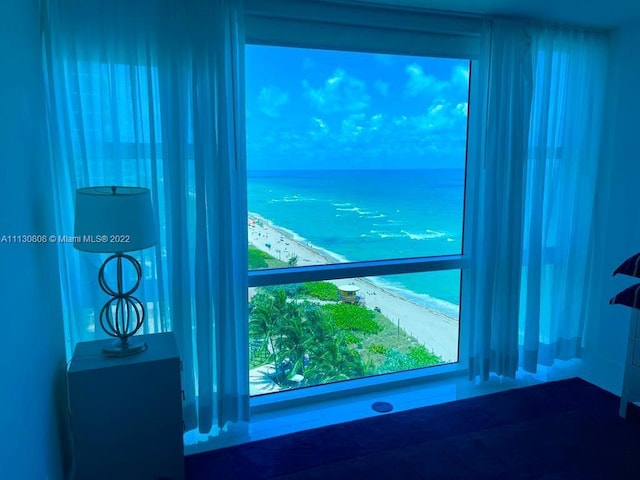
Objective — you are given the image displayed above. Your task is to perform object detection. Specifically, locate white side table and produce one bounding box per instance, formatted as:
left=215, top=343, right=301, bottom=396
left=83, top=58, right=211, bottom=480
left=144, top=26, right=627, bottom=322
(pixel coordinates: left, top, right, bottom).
left=68, top=332, right=184, bottom=480
left=620, top=311, right=640, bottom=418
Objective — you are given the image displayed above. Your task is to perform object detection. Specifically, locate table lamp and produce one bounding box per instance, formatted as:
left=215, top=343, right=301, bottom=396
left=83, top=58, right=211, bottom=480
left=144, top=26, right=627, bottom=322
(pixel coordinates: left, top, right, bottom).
left=74, top=186, right=156, bottom=356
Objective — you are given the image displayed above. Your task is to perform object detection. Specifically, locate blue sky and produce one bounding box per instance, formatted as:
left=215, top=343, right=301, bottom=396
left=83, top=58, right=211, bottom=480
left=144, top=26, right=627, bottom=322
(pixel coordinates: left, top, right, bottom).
left=246, top=45, right=470, bottom=170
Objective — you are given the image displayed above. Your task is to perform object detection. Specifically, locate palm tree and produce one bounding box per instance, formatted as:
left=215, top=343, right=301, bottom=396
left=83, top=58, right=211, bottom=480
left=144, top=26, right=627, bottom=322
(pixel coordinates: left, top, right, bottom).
left=305, top=334, right=366, bottom=385
left=276, top=302, right=311, bottom=376
left=250, top=288, right=308, bottom=385
left=250, top=286, right=368, bottom=388
left=303, top=311, right=366, bottom=386
left=249, top=290, right=282, bottom=370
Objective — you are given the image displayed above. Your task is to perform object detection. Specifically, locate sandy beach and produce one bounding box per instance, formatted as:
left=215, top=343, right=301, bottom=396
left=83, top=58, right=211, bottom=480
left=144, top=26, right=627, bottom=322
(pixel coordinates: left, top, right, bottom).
left=248, top=213, right=459, bottom=363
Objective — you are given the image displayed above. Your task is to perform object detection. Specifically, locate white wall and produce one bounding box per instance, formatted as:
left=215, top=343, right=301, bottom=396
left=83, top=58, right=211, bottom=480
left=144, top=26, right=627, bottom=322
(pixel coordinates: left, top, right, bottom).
left=0, top=1, right=69, bottom=479
left=582, top=21, right=640, bottom=394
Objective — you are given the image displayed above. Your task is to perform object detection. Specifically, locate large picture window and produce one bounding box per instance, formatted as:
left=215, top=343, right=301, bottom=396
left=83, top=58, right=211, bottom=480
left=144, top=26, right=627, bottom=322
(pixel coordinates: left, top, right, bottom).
left=246, top=43, right=472, bottom=396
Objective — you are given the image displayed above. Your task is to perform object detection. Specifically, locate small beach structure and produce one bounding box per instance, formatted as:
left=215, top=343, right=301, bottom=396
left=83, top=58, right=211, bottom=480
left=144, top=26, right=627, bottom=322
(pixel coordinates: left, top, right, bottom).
left=338, top=284, right=361, bottom=304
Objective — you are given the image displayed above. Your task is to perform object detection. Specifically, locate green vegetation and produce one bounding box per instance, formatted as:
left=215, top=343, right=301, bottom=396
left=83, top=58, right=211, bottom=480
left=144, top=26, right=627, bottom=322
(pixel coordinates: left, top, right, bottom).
left=367, top=343, right=389, bottom=355
left=321, top=303, right=381, bottom=334
left=248, top=245, right=288, bottom=269
left=248, top=279, right=446, bottom=392
left=248, top=245, right=270, bottom=269
left=408, top=345, right=442, bottom=365
left=300, top=281, right=339, bottom=301
left=262, top=283, right=302, bottom=297
left=377, top=348, right=442, bottom=373
left=343, top=332, right=361, bottom=345
left=249, top=288, right=367, bottom=386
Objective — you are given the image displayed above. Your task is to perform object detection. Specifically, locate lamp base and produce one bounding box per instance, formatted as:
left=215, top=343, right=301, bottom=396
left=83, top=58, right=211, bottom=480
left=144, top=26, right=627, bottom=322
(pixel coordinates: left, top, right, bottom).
left=102, top=339, right=148, bottom=357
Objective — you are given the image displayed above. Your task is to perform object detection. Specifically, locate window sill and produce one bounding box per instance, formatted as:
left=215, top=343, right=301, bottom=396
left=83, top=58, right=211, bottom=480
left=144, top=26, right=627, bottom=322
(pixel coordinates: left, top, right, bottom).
left=250, top=361, right=465, bottom=415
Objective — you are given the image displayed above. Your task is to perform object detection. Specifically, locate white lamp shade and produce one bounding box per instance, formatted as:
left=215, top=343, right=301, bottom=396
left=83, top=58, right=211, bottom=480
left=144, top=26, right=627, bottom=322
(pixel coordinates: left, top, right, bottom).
left=74, top=186, right=156, bottom=253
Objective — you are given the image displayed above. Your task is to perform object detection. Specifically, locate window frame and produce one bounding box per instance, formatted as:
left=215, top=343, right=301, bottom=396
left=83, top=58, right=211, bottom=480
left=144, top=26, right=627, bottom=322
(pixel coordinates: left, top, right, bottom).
left=244, top=0, right=485, bottom=398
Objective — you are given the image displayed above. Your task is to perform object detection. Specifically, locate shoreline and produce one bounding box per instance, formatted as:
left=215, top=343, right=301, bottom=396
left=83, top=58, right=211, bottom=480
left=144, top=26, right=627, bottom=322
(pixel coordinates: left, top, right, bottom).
left=248, top=212, right=459, bottom=362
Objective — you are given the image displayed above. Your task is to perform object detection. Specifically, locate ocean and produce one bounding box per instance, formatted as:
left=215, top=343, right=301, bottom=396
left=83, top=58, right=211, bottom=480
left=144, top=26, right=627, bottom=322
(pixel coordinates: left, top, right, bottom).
left=247, top=169, right=464, bottom=319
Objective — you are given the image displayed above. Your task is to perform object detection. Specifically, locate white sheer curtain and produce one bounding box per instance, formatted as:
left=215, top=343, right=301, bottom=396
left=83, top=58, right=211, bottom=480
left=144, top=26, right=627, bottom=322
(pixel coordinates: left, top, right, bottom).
left=467, top=19, right=533, bottom=381
left=520, top=27, right=608, bottom=371
left=468, top=20, right=608, bottom=380
left=42, top=0, right=249, bottom=434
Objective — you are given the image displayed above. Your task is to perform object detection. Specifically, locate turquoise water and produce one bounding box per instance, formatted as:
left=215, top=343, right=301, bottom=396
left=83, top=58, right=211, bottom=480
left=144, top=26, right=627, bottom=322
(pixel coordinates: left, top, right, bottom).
left=247, top=169, right=464, bottom=317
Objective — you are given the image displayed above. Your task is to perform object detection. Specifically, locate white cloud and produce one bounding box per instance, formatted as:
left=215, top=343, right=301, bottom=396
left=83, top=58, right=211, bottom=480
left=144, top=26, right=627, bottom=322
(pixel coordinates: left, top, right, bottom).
left=374, top=80, right=390, bottom=97
left=257, top=86, right=289, bottom=118
left=249, top=61, right=470, bottom=168
left=313, top=117, right=328, bottom=130
left=404, top=63, right=443, bottom=98
left=340, top=113, right=367, bottom=140
left=309, top=117, right=330, bottom=140
left=370, top=113, right=384, bottom=130
left=452, top=65, right=470, bottom=89
left=404, top=62, right=470, bottom=102
left=393, top=115, right=408, bottom=127
left=336, top=113, right=390, bottom=142
left=455, top=102, right=468, bottom=116
left=303, top=69, right=370, bottom=114
left=428, top=104, right=444, bottom=116
left=410, top=100, right=468, bottom=133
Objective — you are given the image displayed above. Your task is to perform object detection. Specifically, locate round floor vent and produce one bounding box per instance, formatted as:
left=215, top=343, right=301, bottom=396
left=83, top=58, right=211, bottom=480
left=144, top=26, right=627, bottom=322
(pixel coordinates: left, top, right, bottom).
left=371, top=401, right=394, bottom=413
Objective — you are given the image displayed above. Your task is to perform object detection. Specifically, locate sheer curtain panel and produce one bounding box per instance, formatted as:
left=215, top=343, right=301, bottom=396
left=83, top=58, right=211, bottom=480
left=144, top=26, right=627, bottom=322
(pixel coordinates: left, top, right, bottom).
left=42, top=0, right=249, bottom=435
left=467, top=19, right=533, bottom=381
left=520, top=27, right=608, bottom=372
left=468, top=20, right=608, bottom=380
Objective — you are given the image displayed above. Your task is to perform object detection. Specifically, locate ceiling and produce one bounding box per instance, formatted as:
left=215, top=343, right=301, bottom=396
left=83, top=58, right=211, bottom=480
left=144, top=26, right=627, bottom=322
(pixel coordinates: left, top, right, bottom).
left=353, top=0, right=640, bottom=28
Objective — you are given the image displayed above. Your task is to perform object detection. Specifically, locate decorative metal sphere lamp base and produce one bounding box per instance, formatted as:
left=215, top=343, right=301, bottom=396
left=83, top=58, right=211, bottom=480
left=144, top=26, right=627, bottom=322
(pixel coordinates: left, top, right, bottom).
left=98, top=252, right=147, bottom=357
left=103, top=338, right=148, bottom=357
